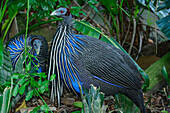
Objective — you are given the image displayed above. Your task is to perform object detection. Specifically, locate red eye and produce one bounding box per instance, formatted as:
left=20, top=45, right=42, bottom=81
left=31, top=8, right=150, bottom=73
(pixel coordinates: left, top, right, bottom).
left=60, top=10, right=64, bottom=13
left=34, top=44, right=37, bottom=46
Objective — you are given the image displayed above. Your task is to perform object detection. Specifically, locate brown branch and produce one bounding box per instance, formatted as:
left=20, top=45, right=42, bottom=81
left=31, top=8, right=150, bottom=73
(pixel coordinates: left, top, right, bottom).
left=122, top=21, right=131, bottom=46
left=128, top=19, right=136, bottom=54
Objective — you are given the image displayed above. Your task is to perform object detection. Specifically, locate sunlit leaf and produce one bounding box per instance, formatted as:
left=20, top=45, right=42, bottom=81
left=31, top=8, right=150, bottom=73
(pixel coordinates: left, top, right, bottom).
left=74, top=20, right=101, bottom=39
left=40, top=104, right=49, bottom=112
left=26, top=61, right=31, bottom=72
left=19, top=85, right=26, bottom=95
left=38, top=81, right=49, bottom=93
left=26, top=90, right=34, bottom=101
left=18, top=77, right=28, bottom=86
left=30, top=106, right=41, bottom=113
left=73, top=101, right=83, bottom=108
left=50, top=74, right=56, bottom=81
left=0, top=87, right=12, bottom=113
left=161, top=66, right=169, bottom=84
left=13, top=84, right=19, bottom=97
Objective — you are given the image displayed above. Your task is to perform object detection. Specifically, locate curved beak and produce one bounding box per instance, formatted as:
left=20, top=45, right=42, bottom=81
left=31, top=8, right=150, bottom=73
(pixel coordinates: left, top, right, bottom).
left=35, top=47, right=40, bottom=55
left=51, top=10, right=58, bottom=16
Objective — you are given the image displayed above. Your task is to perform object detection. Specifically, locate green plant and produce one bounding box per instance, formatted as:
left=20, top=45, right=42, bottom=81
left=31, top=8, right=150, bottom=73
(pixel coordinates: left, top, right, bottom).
left=0, top=0, right=18, bottom=42
left=0, top=86, right=13, bottom=113
left=114, top=94, right=140, bottom=113
left=80, top=84, right=107, bottom=113
left=0, top=0, right=60, bottom=112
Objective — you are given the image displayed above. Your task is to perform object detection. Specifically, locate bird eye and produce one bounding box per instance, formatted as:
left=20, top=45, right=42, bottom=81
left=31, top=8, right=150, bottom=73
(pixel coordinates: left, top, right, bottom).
left=60, top=10, right=64, bottom=13
left=34, top=44, right=37, bottom=46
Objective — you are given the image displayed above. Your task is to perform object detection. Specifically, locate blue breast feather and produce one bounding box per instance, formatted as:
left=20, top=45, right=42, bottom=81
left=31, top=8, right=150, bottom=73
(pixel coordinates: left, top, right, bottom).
left=8, top=35, right=42, bottom=72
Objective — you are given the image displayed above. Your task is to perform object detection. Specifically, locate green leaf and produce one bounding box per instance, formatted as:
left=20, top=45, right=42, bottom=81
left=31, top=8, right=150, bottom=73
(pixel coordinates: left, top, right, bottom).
left=99, top=0, right=118, bottom=15
left=156, top=15, right=170, bottom=39
left=0, top=48, right=12, bottom=85
left=50, top=74, right=56, bottom=81
left=168, top=95, right=170, bottom=99
left=30, top=77, right=39, bottom=87
left=26, top=90, right=34, bottom=101
left=161, top=66, right=170, bottom=84
left=88, top=2, right=99, bottom=13
left=38, top=81, right=49, bottom=93
left=71, top=6, right=86, bottom=17
left=18, top=77, right=28, bottom=86
left=40, top=104, right=49, bottom=112
left=13, top=84, right=19, bottom=97
left=11, top=73, right=25, bottom=79
left=26, top=61, right=31, bottom=72
left=11, top=73, right=19, bottom=79
left=31, top=72, right=47, bottom=78
left=30, top=106, right=41, bottom=113
left=157, top=0, right=170, bottom=11
left=0, top=38, right=3, bottom=67
left=19, top=81, right=29, bottom=95
left=0, top=87, right=12, bottom=113
left=145, top=52, right=170, bottom=89
left=161, top=110, right=168, bottom=113
left=19, top=84, right=26, bottom=95
left=73, top=101, right=83, bottom=108
left=74, top=20, right=101, bottom=39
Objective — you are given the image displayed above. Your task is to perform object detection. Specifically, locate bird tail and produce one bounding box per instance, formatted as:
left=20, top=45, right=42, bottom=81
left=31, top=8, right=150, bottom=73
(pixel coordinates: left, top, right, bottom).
left=123, top=89, right=146, bottom=113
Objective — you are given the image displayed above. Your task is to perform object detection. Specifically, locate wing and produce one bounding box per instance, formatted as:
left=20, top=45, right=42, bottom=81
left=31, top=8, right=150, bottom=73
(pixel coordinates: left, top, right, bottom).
left=73, top=35, right=143, bottom=90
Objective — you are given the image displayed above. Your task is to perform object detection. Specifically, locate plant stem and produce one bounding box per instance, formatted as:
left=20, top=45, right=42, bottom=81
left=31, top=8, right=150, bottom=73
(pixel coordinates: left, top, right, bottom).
left=25, top=0, right=30, bottom=70
left=33, top=87, right=53, bottom=113
left=128, top=19, right=136, bottom=54
left=2, top=12, right=17, bottom=42
left=110, top=13, right=119, bottom=43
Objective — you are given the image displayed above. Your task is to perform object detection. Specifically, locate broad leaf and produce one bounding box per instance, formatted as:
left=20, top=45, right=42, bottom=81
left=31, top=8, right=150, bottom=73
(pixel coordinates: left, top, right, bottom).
left=156, top=15, right=170, bottom=39
left=26, top=89, right=34, bottom=101
left=99, top=0, right=118, bottom=15
left=157, top=0, right=170, bottom=11
left=0, top=87, right=12, bottom=113
left=161, top=66, right=169, bottom=84
left=50, top=74, right=56, bottom=81
left=13, top=84, right=19, bottom=97
left=0, top=48, right=12, bottom=85
left=73, top=101, right=83, bottom=108
left=74, top=20, right=101, bottom=39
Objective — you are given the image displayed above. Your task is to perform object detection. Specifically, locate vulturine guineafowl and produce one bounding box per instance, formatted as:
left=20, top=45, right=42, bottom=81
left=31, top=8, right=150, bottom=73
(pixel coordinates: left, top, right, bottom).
left=48, top=7, right=146, bottom=113
left=7, top=34, right=48, bottom=72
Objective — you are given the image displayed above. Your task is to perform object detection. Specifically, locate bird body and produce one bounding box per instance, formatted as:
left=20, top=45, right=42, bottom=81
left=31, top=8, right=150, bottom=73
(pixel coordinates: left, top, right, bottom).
left=7, top=34, right=48, bottom=72
left=48, top=8, right=145, bottom=113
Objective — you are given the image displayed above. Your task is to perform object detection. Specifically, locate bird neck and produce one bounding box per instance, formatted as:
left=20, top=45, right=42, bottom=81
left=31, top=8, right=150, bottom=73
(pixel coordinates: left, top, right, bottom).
left=59, top=14, right=73, bottom=27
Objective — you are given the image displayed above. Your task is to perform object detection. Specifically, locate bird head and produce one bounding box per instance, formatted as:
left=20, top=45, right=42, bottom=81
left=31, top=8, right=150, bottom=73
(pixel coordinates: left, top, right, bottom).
left=31, top=38, right=42, bottom=55
left=51, top=7, right=70, bottom=17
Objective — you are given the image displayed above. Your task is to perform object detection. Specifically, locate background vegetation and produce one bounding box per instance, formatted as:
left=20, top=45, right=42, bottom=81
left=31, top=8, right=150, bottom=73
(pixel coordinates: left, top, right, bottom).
left=0, top=0, right=169, bottom=112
